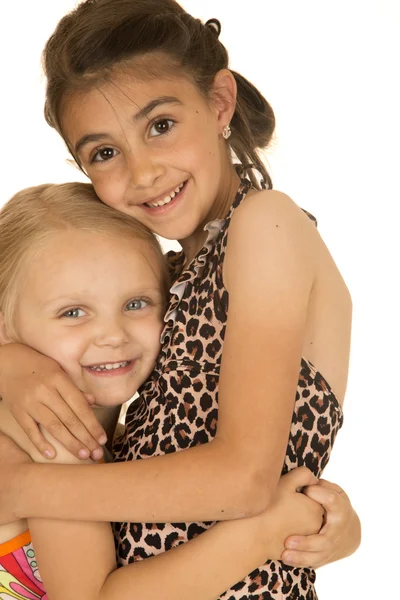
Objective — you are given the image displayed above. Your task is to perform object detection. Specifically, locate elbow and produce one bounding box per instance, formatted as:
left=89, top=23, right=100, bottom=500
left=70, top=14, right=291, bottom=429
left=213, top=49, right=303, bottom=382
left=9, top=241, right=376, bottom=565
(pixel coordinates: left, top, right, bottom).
left=243, top=470, right=276, bottom=517
left=230, top=467, right=276, bottom=518
left=210, top=439, right=277, bottom=518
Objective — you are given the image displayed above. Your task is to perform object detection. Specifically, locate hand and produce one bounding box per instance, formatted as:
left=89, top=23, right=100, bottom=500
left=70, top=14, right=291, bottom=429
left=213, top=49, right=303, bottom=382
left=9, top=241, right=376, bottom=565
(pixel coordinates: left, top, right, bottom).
left=0, top=433, right=32, bottom=524
left=0, top=343, right=106, bottom=460
left=252, top=467, right=324, bottom=561
left=282, top=478, right=361, bottom=568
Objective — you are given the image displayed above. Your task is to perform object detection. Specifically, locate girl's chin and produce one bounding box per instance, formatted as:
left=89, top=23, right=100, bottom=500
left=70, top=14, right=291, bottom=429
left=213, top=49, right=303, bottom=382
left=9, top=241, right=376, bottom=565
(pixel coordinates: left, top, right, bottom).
left=91, top=395, right=133, bottom=408
left=81, top=383, right=137, bottom=408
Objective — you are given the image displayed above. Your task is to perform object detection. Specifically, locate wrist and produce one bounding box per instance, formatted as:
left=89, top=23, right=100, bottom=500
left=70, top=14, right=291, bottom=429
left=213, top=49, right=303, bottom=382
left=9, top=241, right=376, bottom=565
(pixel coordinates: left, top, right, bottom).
left=253, top=502, right=286, bottom=561
left=217, top=515, right=269, bottom=565
left=238, top=513, right=275, bottom=564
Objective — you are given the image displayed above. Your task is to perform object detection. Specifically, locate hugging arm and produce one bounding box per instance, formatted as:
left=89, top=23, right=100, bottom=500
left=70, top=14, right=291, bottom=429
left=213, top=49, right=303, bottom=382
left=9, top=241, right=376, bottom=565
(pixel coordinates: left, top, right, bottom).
left=25, top=435, right=323, bottom=600
left=1, top=191, right=360, bottom=569
left=28, top=507, right=279, bottom=600
left=5, top=192, right=317, bottom=523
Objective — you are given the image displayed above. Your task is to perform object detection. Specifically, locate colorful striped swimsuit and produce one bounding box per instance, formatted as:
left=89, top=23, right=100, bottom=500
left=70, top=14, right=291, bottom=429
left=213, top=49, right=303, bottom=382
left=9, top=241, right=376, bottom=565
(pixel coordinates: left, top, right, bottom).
left=0, top=531, right=47, bottom=600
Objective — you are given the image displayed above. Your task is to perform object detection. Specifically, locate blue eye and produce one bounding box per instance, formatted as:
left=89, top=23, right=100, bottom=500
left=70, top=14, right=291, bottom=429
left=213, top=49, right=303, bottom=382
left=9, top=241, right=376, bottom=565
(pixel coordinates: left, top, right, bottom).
left=91, top=147, right=118, bottom=164
left=126, top=299, right=148, bottom=311
left=149, top=119, right=174, bottom=137
left=61, top=308, right=86, bottom=318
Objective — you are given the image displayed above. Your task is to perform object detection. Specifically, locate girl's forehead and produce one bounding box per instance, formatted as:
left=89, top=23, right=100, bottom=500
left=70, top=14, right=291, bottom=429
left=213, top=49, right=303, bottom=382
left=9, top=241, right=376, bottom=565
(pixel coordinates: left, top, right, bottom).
left=21, top=230, right=161, bottom=284
left=61, top=70, right=202, bottom=137
left=65, top=61, right=198, bottom=113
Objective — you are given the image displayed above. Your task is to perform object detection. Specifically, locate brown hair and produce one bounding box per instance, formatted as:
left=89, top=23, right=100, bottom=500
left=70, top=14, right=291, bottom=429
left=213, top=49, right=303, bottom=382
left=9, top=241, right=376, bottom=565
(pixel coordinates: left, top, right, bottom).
left=43, top=0, right=275, bottom=189
left=0, top=182, right=169, bottom=332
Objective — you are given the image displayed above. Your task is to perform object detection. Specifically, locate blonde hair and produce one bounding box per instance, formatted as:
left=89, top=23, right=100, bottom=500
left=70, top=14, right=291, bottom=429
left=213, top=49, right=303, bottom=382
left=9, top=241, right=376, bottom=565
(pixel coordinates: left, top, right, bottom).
left=0, top=182, right=169, bottom=333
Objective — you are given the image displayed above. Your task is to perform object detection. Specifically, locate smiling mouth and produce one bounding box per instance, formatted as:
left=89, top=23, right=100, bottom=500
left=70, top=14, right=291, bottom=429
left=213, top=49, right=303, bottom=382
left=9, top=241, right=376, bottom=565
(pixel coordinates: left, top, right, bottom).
left=86, top=360, right=131, bottom=373
left=144, top=181, right=186, bottom=208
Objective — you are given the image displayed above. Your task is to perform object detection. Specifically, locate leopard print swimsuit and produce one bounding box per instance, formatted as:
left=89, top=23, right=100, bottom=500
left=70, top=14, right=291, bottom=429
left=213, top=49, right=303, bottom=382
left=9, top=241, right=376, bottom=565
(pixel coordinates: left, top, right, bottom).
left=113, top=177, right=343, bottom=599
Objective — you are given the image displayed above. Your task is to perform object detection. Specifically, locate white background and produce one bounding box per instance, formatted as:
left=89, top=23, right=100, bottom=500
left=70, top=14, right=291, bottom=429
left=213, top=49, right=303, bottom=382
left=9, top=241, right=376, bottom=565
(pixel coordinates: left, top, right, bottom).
left=1, top=1, right=399, bottom=598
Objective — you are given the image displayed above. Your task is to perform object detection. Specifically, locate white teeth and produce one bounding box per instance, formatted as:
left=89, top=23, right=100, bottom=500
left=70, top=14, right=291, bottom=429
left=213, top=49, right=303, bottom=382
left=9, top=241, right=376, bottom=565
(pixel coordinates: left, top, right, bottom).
left=146, top=182, right=184, bottom=208
left=89, top=361, right=129, bottom=372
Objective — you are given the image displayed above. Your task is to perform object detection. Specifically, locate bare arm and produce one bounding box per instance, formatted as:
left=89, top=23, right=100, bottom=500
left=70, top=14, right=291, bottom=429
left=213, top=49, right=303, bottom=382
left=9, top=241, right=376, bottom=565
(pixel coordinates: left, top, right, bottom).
left=1, top=191, right=358, bottom=570
left=13, top=191, right=317, bottom=524
left=0, top=431, right=359, bottom=573
left=29, top=467, right=323, bottom=600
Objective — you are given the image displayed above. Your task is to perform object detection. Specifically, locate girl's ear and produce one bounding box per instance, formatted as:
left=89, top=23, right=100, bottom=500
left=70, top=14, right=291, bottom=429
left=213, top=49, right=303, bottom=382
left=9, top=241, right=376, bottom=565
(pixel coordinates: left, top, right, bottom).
left=0, top=311, right=12, bottom=344
left=211, top=69, right=237, bottom=134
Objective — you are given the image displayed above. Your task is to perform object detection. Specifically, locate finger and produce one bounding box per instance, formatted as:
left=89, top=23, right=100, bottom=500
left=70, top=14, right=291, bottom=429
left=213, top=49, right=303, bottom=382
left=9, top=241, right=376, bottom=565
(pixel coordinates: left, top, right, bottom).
left=280, top=466, right=318, bottom=492
left=56, top=379, right=107, bottom=445
left=13, top=411, right=56, bottom=459
left=315, top=478, right=347, bottom=494
left=303, top=483, right=348, bottom=513
left=83, top=393, right=97, bottom=406
left=280, top=548, right=324, bottom=569
left=42, top=384, right=106, bottom=451
left=32, top=404, right=97, bottom=460
left=285, top=532, right=327, bottom=553
left=51, top=395, right=107, bottom=451
left=0, top=431, right=33, bottom=461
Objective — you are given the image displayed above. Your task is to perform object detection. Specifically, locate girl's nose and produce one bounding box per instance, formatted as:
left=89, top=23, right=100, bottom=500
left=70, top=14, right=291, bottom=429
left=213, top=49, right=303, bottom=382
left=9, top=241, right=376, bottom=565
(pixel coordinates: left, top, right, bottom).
left=94, top=318, right=129, bottom=348
left=126, top=149, right=164, bottom=189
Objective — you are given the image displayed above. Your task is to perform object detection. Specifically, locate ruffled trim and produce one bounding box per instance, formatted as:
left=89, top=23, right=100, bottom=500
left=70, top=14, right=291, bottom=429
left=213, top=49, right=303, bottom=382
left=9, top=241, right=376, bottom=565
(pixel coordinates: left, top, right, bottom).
left=161, top=217, right=225, bottom=343
left=160, top=178, right=253, bottom=344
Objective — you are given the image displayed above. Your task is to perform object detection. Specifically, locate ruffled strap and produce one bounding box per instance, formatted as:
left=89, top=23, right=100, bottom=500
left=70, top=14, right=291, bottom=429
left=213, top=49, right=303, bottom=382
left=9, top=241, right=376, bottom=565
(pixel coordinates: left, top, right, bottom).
left=161, top=179, right=253, bottom=343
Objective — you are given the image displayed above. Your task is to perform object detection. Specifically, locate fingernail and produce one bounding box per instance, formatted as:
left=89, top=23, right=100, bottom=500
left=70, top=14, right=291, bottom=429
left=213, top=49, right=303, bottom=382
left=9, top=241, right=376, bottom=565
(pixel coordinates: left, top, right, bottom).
left=98, top=435, right=107, bottom=445
left=92, top=448, right=104, bottom=460
left=78, top=448, right=90, bottom=459
left=44, top=449, right=55, bottom=459
left=286, top=540, right=298, bottom=549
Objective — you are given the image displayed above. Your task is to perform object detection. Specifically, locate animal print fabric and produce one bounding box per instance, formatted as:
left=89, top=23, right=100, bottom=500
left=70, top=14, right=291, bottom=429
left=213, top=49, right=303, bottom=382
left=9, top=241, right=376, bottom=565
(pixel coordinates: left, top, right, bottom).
left=113, top=178, right=343, bottom=599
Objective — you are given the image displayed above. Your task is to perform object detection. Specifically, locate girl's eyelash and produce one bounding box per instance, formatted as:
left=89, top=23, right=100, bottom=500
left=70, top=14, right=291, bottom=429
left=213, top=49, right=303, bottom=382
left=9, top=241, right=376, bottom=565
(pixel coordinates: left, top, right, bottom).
left=126, top=296, right=151, bottom=308
left=89, top=146, right=117, bottom=165
left=87, top=117, right=176, bottom=164
left=59, top=307, right=85, bottom=318
left=148, top=116, right=176, bottom=137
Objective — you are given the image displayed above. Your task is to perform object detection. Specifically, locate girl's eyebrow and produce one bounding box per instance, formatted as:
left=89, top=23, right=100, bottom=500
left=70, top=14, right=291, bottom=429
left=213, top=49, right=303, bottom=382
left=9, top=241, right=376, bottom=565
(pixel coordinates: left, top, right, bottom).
left=133, top=96, right=182, bottom=121
left=74, top=96, right=182, bottom=155
left=75, top=133, right=109, bottom=155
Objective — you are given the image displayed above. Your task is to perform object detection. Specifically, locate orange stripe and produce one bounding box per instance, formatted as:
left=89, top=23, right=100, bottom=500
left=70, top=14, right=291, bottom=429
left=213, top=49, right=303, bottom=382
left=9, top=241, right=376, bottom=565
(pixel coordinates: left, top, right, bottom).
left=0, top=530, right=31, bottom=556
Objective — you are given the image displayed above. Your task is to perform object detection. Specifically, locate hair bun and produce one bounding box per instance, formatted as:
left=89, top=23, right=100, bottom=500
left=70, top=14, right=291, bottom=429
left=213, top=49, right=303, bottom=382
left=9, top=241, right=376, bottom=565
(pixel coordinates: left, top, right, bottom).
left=205, top=18, right=221, bottom=37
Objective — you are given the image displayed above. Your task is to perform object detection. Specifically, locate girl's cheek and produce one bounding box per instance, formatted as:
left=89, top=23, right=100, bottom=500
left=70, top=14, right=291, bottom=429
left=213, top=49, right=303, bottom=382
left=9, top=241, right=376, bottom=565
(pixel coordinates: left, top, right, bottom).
left=95, top=174, right=127, bottom=208
left=51, top=334, right=86, bottom=361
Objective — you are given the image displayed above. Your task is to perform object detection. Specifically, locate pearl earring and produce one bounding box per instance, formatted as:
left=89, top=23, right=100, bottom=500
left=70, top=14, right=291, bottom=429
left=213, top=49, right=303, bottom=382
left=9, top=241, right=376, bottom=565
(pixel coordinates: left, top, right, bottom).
left=222, top=124, right=232, bottom=140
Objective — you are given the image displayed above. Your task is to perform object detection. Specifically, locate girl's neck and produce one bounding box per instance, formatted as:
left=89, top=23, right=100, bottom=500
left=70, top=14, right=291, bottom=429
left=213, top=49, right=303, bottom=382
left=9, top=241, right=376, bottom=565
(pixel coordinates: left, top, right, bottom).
left=179, top=167, right=241, bottom=265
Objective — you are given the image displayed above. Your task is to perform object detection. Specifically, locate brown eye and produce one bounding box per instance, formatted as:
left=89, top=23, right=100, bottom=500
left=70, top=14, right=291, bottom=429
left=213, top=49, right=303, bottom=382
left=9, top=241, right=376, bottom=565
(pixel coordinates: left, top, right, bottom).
left=150, top=119, right=174, bottom=137
left=91, top=147, right=118, bottom=164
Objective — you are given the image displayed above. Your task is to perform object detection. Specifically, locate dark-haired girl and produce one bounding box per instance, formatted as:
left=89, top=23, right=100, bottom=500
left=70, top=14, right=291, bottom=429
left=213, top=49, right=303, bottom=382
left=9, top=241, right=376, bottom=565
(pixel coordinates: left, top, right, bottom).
left=0, top=1, right=360, bottom=598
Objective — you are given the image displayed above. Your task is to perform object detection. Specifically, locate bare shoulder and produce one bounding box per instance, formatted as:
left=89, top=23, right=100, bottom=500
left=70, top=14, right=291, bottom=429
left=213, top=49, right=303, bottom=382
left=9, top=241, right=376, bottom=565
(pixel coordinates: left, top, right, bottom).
left=234, top=188, right=318, bottom=226
left=224, top=189, right=321, bottom=289
left=228, top=189, right=322, bottom=258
